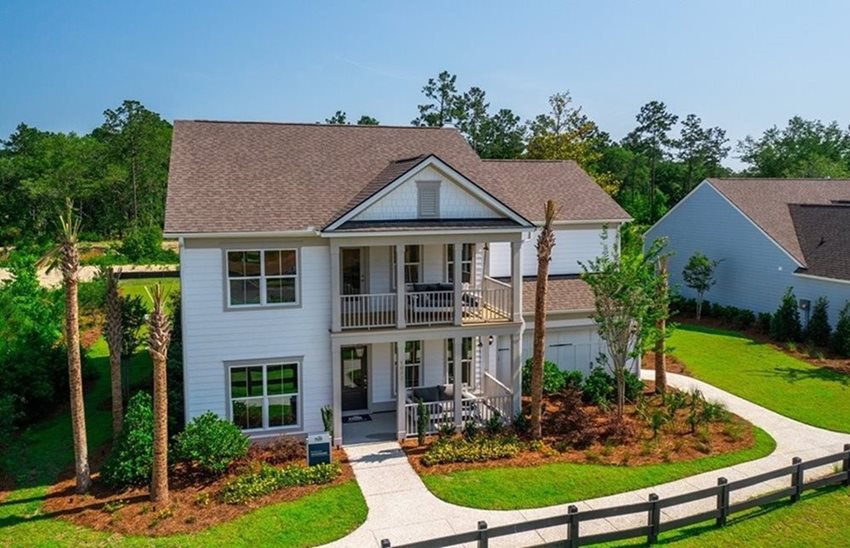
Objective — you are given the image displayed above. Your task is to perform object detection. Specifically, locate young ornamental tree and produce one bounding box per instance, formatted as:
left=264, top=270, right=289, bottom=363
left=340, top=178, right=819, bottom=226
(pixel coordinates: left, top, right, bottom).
left=146, top=283, right=171, bottom=505
left=530, top=200, right=558, bottom=439
left=832, top=301, right=850, bottom=357
left=653, top=256, right=671, bottom=394
left=770, top=287, right=802, bottom=343
left=805, top=296, right=832, bottom=348
left=580, top=233, right=669, bottom=418
left=682, top=252, right=720, bottom=320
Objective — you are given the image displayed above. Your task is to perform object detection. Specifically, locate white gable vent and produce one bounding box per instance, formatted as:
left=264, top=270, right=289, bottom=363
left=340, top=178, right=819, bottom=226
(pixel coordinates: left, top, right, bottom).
left=417, top=180, right=441, bottom=218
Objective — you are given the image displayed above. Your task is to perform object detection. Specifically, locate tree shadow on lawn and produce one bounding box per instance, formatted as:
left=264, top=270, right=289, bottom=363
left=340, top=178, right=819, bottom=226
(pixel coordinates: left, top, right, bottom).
left=752, top=366, right=850, bottom=389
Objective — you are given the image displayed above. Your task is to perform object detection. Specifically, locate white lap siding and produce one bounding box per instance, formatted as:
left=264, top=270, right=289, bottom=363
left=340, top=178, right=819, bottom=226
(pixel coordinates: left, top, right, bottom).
left=488, top=226, right=611, bottom=278
left=181, top=240, right=331, bottom=437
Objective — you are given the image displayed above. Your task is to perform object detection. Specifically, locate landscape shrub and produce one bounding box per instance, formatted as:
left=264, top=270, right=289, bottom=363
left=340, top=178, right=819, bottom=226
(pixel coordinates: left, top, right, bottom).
left=562, top=370, right=584, bottom=391
left=512, top=412, right=530, bottom=436
left=219, top=462, right=340, bottom=504
left=118, top=225, right=176, bottom=263
left=101, top=391, right=154, bottom=487
left=623, top=370, right=645, bottom=402
left=421, top=435, right=521, bottom=466
left=484, top=412, right=504, bottom=435
left=832, top=301, right=850, bottom=357
left=757, top=312, right=772, bottom=335
left=416, top=399, right=429, bottom=446
left=249, top=435, right=306, bottom=465
left=547, top=389, right=595, bottom=448
left=120, top=295, right=148, bottom=358
left=167, top=291, right=184, bottom=434
left=770, top=287, right=802, bottom=342
left=0, top=395, right=18, bottom=451
left=521, top=358, right=565, bottom=395
left=174, top=411, right=250, bottom=474
left=805, top=297, right=832, bottom=348
left=582, top=366, right=614, bottom=405
left=735, top=309, right=756, bottom=330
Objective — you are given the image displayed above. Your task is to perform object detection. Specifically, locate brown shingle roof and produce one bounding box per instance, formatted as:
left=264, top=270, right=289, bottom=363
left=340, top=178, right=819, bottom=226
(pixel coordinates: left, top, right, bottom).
left=522, top=276, right=595, bottom=315
left=164, top=121, right=630, bottom=234
left=708, top=178, right=850, bottom=265
left=789, top=204, right=850, bottom=281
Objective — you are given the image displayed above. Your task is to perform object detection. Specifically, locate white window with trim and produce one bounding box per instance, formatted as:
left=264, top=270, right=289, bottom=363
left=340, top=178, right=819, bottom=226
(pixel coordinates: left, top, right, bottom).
left=227, top=249, right=298, bottom=307
left=393, top=340, right=424, bottom=392
left=446, top=243, right=475, bottom=284
left=446, top=337, right=474, bottom=386
left=390, top=245, right=422, bottom=288
left=228, top=361, right=300, bottom=431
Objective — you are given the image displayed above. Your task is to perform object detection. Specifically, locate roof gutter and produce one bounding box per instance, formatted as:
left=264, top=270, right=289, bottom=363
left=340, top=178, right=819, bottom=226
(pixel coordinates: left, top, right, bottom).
left=164, top=229, right=321, bottom=239
left=793, top=272, right=850, bottom=286
left=321, top=227, right=532, bottom=238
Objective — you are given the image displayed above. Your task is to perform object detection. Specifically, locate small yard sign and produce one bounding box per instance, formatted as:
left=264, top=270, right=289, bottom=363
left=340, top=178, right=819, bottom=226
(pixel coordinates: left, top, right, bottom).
left=307, top=433, right=332, bottom=466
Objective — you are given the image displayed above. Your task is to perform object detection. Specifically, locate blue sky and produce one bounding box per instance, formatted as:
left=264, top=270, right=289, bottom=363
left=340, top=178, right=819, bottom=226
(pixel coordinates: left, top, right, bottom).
left=2, top=0, right=849, bottom=166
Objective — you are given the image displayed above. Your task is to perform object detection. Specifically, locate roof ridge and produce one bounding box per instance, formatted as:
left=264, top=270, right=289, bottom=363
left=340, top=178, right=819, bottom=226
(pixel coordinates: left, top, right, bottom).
left=482, top=158, right=577, bottom=164
left=177, top=119, right=460, bottom=131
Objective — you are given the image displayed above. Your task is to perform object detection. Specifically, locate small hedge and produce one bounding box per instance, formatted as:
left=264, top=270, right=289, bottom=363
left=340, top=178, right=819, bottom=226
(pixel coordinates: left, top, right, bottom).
left=219, top=462, right=341, bottom=504
left=173, top=411, right=250, bottom=474
left=101, top=392, right=153, bottom=487
left=421, top=435, right=521, bottom=466
left=521, top=358, right=565, bottom=395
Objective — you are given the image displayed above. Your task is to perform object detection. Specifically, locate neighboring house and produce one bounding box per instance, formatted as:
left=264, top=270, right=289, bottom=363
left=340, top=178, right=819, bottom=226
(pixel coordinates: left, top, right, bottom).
left=164, top=121, right=630, bottom=445
left=646, top=178, right=850, bottom=327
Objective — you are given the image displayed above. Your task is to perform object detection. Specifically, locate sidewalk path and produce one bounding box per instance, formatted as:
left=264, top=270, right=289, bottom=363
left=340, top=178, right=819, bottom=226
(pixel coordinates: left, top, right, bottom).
left=0, top=264, right=178, bottom=288
left=326, top=371, right=850, bottom=547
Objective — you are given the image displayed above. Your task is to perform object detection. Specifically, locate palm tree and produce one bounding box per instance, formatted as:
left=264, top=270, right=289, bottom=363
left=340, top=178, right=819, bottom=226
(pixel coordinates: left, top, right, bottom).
left=530, top=200, right=558, bottom=439
left=654, top=256, right=669, bottom=394
left=49, top=200, right=91, bottom=493
left=105, top=267, right=124, bottom=435
left=147, top=282, right=171, bottom=504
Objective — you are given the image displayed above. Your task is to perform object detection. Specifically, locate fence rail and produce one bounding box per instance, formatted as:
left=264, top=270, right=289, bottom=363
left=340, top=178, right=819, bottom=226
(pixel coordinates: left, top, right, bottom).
left=381, top=444, right=850, bottom=547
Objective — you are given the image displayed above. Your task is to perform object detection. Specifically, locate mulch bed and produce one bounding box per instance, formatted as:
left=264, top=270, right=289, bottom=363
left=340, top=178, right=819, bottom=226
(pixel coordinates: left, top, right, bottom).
left=405, top=386, right=756, bottom=475
left=43, top=447, right=352, bottom=537
left=642, top=351, right=690, bottom=375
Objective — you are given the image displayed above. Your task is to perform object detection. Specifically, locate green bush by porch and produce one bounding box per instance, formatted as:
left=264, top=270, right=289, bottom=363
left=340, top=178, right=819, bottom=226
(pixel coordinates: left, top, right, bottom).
left=421, top=427, right=774, bottom=509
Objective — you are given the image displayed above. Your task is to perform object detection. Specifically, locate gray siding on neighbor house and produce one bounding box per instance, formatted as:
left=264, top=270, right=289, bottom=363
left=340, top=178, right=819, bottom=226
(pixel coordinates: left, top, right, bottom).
left=646, top=182, right=850, bottom=327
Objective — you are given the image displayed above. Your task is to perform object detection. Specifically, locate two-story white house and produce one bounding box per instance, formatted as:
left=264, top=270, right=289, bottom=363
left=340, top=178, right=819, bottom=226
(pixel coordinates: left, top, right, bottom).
left=164, top=121, right=630, bottom=446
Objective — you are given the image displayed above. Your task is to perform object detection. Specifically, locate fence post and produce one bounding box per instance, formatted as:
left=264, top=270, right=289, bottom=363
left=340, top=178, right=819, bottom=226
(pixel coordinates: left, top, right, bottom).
left=567, top=505, right=579, bottom=548
left=791, top=456, right=803, bottom=503
left=843, top=444, right=850, bottom=488
left=648, top=493, right=660, bottom=545
left=477, top=520, right=489, bottom=548
left=716, top=477, right=729, bottom=527
left=380, top=540, right=390, bottom=548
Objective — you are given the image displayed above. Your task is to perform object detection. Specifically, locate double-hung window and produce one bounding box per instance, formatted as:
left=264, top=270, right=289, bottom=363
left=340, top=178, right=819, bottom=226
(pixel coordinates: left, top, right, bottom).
left=446, top=243, right=474, bottom=284
left=446, top=337, right=474, bottom=386
left=229, top=361, right=300, bottom=431
left=390, top=245, right=422, bottom=289
left=393, top=340, right=423, bottom=391
left=227, top=249, right=298, bottom=307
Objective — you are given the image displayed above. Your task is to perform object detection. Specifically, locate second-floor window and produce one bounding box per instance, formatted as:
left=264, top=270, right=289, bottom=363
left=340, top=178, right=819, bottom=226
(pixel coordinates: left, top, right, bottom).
left=227, top=249, right=298, bottom=307
left=446, top=243, right=474, bottom=284
left=390, top=245, right=422, bottom=288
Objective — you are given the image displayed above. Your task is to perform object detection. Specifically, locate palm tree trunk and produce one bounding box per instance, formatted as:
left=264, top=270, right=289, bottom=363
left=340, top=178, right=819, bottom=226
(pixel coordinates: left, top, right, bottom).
left=148, top=283, right=171, bottom=505
left=105, top=268, right=123, bottom=435
left=654, top=257, right=668, bottom=394
left=61, top=207, right=91, bottom=493
left=531, top=200, right=558, bottom=439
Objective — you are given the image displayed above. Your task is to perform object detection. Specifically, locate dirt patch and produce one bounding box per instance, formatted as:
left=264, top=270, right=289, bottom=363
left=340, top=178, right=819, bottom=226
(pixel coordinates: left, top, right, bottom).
left=0, top=473, right=14, bottom=503
left=81, top=326, right=103, bottom=349
left=43, top=447, right=352, bottom=537
left=405, top=387, right=756, bottom=475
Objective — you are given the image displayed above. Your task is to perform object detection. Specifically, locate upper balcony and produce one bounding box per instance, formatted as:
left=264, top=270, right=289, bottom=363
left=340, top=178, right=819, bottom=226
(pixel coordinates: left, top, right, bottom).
left=330, top=238, right=523, bottom=333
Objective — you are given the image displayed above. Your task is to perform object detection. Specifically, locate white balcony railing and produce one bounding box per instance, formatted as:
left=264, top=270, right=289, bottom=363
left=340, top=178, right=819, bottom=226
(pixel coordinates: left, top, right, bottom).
left=406, top=290, right=454, bottom=326
left=340, top=293, right=396, bottom=329
left=404, top=394, right=514, bottom=436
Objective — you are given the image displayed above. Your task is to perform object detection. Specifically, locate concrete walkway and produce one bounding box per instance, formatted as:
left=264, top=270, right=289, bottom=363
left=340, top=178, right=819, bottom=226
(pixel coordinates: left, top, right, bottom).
left=326, top=371, right=850, bottom=547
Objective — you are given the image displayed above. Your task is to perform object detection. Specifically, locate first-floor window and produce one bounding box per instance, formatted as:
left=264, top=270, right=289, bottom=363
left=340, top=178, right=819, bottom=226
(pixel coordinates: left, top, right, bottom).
left=393, top=340, right=423, bottom=390
left=446, top=337, right=474, bottom=386
left=229, top=361, right=299, bottom=430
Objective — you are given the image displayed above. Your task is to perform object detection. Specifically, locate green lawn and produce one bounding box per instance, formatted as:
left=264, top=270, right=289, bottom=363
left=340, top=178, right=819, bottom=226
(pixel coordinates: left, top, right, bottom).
left=118, top=276, right=180, bottom=308
left=0, top=326, right=366, bottom=546
left=670, top=323, right=850, bottom=433
left=421, top=428, right=775, bottom=509
left=601, top=486, right=850, bottom=547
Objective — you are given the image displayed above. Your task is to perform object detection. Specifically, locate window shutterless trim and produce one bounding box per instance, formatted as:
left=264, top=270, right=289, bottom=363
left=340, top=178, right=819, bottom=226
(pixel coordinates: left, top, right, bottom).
left=224, top=357, right=303, bottom=432
left=223, top=247, right=301, bottom=310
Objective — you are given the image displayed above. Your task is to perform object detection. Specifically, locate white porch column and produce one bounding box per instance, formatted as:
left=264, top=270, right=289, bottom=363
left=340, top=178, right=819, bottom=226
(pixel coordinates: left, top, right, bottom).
left=395, top=244, right=406, bottom=329
left=330, top=242, right=341, bottom=333
left=453, top=242, right=463, bottom=326
left=510, top=240, right=523, bottom=322
left=331, top=338, right=343, bottom=446
left=453, top=335, right=463, bottom=430
left=395, top=339, right=406, bottom=441
left=511, top=332, right=522, bottom=415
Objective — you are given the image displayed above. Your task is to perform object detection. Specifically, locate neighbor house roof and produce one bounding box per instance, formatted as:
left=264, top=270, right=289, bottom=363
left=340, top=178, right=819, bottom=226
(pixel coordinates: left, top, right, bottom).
left=707, top=178, right=850, bottom=268
left=522, top=276, right=595, bottom=315
left=788, top=203, right=850, bottom=281
left=164, top=121, right=630, bottom=235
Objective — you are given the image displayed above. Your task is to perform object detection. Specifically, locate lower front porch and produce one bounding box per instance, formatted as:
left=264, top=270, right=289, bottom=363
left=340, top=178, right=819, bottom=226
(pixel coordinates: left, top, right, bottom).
left=332, top=325, right=522, bottom=446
